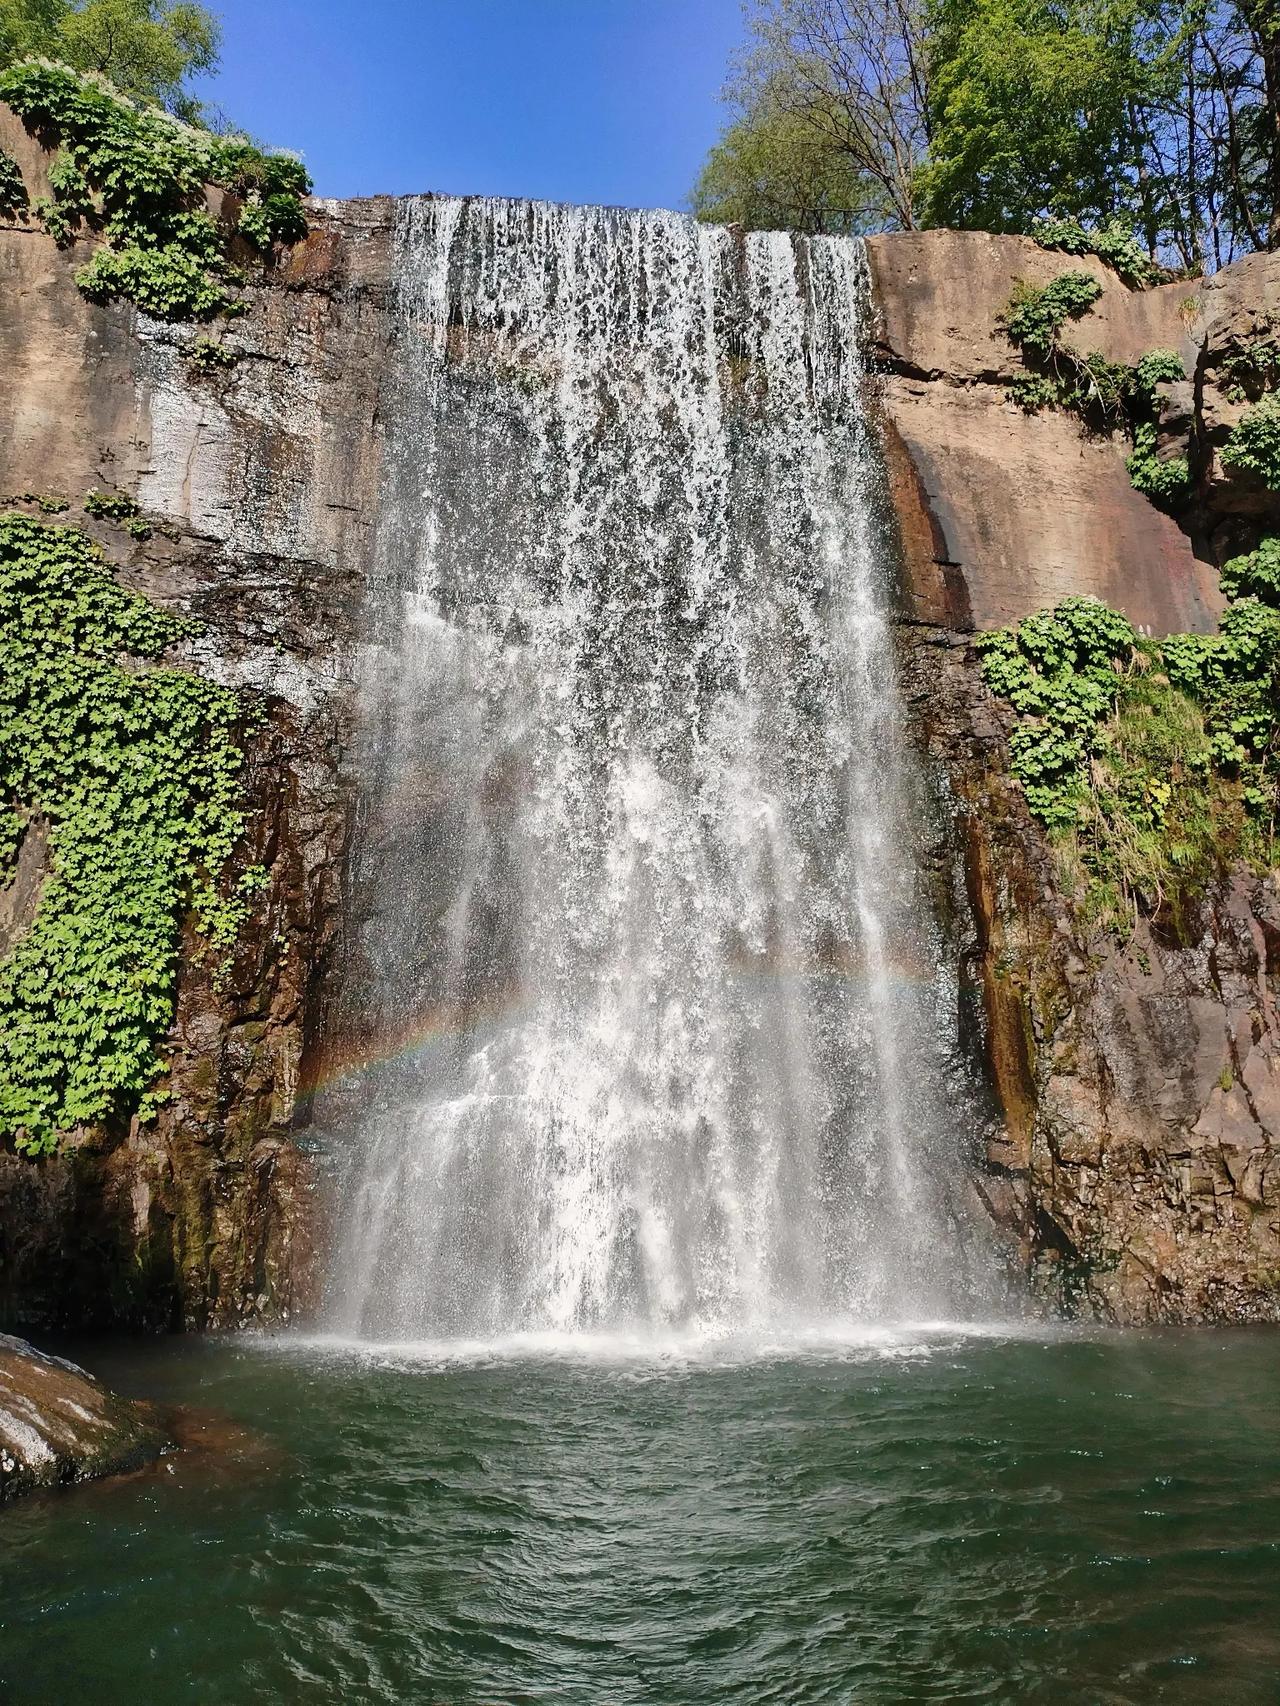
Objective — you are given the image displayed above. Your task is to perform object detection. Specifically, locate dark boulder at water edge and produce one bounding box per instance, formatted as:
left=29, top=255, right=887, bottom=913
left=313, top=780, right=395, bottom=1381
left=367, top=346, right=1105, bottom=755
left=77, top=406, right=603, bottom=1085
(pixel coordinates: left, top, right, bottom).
left=0, top=1335, right=167, bottom=1502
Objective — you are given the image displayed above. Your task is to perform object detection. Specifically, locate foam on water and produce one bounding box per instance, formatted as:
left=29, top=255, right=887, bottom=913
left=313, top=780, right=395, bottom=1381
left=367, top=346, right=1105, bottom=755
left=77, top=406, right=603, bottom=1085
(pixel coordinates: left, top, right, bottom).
left=316, top=198, right=995, bottom=1344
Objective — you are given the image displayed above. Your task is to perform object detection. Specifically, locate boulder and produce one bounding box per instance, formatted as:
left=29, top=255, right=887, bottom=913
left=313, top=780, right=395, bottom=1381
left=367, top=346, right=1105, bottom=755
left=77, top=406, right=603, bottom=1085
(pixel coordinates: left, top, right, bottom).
left=0, top=1333, right=167, bottom=1501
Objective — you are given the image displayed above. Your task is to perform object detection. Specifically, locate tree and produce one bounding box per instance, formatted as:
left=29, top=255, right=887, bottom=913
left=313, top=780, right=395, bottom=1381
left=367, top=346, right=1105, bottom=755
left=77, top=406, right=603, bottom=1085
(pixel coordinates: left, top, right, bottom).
left=0, top=0, right=219, bottom=114
left=919, top=0, right=1145, bottom=238
left=697, top=0, right=1279, bottom=265
left=922, top=0, right=1279, bottom=269
left=699, top=0, right=933, bottom=232
left=692, top=87, right=891, bottom=232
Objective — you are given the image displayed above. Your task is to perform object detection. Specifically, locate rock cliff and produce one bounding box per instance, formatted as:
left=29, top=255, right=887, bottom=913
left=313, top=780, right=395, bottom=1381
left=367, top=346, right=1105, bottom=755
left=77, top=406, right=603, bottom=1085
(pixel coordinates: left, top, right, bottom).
left=1, top=90, right=1278, bottom=1329
left=877, top=229, right=1280, bottom=1321
left=0, top=103, right=395, bottom=1330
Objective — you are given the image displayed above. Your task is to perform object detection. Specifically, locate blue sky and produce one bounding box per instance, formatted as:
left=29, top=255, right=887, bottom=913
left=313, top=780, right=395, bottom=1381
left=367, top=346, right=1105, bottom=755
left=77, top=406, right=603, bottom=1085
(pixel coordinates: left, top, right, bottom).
left=192, top=0, right=746, bottom=209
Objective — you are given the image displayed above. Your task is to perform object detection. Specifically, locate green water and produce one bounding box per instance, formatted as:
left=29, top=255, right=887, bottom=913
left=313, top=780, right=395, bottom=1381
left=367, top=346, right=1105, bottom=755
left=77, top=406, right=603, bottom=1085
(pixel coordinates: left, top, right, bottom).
left=1, top=1326, right=1277, bottom=1704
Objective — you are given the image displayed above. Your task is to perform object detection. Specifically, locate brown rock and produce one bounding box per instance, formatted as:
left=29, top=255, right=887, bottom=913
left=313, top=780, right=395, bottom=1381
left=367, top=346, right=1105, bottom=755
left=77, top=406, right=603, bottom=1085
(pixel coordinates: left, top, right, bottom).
left=0, top=1333, right=166, bottom=1501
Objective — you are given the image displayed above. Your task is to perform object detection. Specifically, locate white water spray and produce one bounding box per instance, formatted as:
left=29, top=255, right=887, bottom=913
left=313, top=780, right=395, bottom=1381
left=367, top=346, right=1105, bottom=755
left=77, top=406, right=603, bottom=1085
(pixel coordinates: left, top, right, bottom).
left=321, top=198, right=988, bottom=1342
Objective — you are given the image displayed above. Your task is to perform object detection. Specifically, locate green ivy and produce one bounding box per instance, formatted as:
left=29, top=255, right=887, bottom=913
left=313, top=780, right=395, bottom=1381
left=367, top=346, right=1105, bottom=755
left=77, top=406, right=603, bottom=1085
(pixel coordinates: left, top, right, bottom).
left=185, top=335, right=239, bottom=373
left=1002, top=274, right=1190, bottom=507
left=1002, top=271, right=1102, bottom=355
left=1221, top=395, right=1280, bottom=491
left=82, top=488, right=151, bottom=538
left=0, top=512, right=263, bottom=1155
left=977, top=546, right=1280, bottom=934
left=0, top=59, right=310, bottom=321
left=1031, top=217, right=1162, bottom=289
left=1220, top=336, right=1280, bottom=404
left=0, top=146, right=27, bottom=216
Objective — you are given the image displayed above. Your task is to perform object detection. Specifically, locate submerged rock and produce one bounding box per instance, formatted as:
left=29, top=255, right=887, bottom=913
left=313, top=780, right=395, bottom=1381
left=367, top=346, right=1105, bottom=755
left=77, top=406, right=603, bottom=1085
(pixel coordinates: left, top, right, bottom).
left=0, top=1334, right=167, bottom=1502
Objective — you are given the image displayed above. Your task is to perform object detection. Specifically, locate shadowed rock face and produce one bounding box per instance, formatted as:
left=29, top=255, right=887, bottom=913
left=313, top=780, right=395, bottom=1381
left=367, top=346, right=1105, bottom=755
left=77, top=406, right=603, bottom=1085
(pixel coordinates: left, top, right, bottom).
left=0, top=1334, right=166, bottom=1500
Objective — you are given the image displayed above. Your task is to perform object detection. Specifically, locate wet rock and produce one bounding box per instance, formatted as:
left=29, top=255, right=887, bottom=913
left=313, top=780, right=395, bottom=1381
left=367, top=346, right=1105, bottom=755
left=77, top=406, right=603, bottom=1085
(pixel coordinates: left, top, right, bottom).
left=0, top=1334, right=166, bottom=1501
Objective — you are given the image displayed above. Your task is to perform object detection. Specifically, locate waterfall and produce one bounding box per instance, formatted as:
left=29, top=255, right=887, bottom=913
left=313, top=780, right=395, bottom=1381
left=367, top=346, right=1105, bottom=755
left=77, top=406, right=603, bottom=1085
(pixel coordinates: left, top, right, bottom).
left=319, top=198, right=989, bottom=1344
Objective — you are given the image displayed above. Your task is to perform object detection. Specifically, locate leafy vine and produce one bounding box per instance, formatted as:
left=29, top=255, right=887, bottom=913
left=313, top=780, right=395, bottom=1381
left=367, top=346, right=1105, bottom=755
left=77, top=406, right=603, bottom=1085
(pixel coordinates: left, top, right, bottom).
left=1030, top=218, right=1163, bottom=290
left=0, top=512, right=263, bottom=1155
left=976, top=542, right=1280, bottom=935
left=1001, top=271, right=1191, bottom=507
left=0, top=146, right=26, bottom=217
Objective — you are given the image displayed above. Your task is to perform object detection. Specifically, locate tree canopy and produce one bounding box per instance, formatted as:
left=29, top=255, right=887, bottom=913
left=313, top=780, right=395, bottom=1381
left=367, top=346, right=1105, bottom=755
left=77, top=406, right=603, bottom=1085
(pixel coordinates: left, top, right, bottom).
left=694, top=0, right=1280, bottom=269
left=0, top=0, right=219, bottom=115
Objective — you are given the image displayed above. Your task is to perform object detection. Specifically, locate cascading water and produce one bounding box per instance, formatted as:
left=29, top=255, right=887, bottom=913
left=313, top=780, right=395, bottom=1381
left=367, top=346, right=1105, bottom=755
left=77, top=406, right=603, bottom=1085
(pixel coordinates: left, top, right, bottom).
left=320, top=197, right=991, bottom=1344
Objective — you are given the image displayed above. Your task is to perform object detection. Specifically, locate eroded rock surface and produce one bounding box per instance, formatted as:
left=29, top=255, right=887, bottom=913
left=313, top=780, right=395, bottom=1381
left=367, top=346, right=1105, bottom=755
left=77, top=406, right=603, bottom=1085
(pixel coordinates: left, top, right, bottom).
left=0, top=1333, right=166, bottom=1500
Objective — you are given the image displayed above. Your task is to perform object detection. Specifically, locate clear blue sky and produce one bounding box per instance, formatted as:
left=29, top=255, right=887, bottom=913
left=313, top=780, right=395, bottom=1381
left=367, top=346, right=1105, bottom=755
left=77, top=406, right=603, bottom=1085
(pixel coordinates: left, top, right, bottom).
left=191, top=0, right=746, bottom=209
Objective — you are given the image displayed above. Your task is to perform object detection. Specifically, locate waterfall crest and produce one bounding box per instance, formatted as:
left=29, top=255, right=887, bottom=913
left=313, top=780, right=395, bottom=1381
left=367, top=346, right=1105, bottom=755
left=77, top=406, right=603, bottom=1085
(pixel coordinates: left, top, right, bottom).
left=322, top=198, right=989, bottom=1342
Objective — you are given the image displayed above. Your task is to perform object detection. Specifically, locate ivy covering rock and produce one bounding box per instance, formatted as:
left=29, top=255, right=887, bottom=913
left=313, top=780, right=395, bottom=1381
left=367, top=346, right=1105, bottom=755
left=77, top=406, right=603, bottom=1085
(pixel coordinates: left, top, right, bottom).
left=976, top=540, right=1280, bottom=934
left=0, top=511, right=263, bottom=1155
left=1001, top=270, right=1191, bottom=507
left=0, top=145, right=26, bottom=216
left=1222, top=395, right=1280, bottom=492
left=0, top=59, right=310, bottom=320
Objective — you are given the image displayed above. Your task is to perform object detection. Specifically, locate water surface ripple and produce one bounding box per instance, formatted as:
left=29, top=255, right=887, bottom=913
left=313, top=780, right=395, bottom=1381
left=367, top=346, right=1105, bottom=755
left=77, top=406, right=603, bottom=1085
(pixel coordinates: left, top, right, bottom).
left=2, top=1327, right=1277, bottom=1704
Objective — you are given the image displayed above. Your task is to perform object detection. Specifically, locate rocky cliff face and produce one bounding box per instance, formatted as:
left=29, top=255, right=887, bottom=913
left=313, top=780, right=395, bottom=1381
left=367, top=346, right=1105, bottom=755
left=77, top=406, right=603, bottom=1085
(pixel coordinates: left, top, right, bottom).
left=878, top=230, right=1280, bottom=1322
left=0, top=105, right=395, bottom=1330
left=1, top=94, right=1278, bottom=1329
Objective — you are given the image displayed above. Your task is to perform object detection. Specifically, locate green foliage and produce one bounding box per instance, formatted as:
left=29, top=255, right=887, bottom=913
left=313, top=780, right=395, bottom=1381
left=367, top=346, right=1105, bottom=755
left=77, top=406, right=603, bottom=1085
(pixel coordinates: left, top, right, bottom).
left=1134, top=349, right=1187, bottom=392
left=922, top=0, right=1275, bottom=271
left=975, top=597, right=1137, bottom=829
left=1220, top=336, right=1280, bottom=403
left=0, top=512, right=261, bottom=1155
left=921, top=0, right=1138, bottom=237
left=1219, top=536, right=1280, bottom=604
left=701, top=0, right=1276, bottom=268
left=690, top=90, right=889, bottom=234
left=1126, top=420, right=1192, bottom=504
left=184, top=333, right=236, bottom=372
left=1002, top=273, right=1191, bottom=505
left=979, top=543, right=1280, bottom=934
left=1222, top=395, right=1280, bottom=490
left=82, top=487, right=138, bottom=520
left=82, top=486, right=150, bottom=536
left=1002, top=271, right=1102, bottom=355
left=0, top=143, right=25, bottom=213
left=0, top=0, right=219, bottom=115
left=1031, top=217, right=1162, bottom=289
left=236, top=190, right=307, bottom=250
left=0, top=59, right=310, bottom=320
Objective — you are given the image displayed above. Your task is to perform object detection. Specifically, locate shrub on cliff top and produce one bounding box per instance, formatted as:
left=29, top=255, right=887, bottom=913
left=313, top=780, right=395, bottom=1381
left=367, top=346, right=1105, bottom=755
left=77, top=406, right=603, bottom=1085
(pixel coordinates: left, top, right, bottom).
left=0, top=511, right=263, bottom=1155
left=0, top=58, right=310, bottom=319
left=1031, top=217, right=1162, bottom=290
